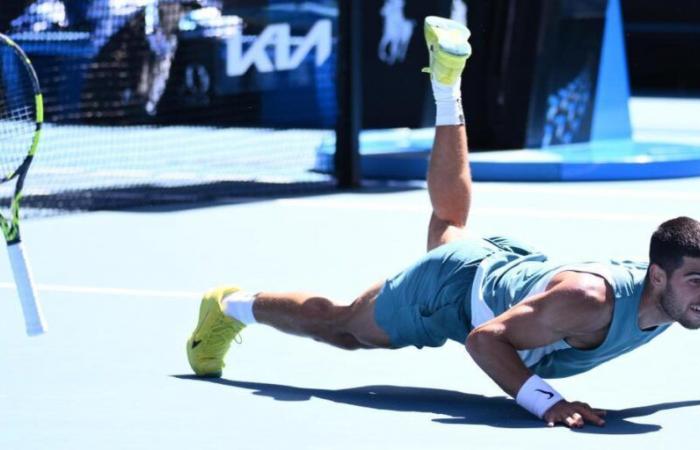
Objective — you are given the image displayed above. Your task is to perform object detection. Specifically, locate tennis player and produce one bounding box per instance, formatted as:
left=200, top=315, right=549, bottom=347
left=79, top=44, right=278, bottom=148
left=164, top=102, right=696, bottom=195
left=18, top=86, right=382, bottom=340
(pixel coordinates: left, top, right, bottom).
left=187, top=16, right=700, bottom=429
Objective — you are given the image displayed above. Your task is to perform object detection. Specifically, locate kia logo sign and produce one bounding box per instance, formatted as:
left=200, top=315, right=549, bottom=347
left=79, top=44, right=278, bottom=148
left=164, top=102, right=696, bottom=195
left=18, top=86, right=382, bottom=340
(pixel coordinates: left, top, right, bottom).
left=226, top=19, right=332, bottom=76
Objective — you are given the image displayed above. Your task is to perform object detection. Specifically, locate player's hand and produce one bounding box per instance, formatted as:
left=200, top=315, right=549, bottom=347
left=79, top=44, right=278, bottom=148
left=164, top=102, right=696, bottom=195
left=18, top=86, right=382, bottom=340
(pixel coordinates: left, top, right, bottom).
left=543, top=400, right=606, bottom=428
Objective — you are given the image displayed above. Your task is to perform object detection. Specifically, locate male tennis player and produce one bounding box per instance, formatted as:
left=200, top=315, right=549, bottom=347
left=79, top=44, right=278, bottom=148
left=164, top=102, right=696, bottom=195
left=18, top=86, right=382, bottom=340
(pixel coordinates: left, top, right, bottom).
left=187, top=16, right=700, bottom=429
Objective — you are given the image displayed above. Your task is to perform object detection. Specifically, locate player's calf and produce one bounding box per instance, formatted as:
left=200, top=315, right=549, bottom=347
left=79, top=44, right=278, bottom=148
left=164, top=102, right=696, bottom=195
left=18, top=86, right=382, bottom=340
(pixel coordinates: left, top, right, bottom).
left=423, top=17, right=474, bottom=249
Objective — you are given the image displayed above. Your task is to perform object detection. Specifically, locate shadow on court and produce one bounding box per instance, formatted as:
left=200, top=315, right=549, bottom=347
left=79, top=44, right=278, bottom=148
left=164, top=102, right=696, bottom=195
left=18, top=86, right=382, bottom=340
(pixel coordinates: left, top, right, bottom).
left=174, top=376, right=700, bottom=434
left=120, top=181, right=424, bottom=214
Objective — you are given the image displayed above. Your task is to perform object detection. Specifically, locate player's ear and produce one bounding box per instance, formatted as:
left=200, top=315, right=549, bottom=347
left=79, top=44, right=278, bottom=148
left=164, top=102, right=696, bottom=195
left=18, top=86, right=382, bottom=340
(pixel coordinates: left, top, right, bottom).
left=649, top=263, right=667, bottom=288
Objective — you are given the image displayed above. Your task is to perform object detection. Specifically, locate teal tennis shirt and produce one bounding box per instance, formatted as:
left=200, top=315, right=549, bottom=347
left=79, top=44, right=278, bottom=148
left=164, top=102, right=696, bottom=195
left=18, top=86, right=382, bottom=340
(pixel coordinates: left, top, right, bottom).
left=472, top=247, right=672, bottom=379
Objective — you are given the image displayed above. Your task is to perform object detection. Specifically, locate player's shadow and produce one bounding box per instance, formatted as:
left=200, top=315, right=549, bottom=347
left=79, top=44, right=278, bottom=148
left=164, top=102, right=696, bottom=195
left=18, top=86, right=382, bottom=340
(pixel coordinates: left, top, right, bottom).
left=173, top=375, right=700, bottom=434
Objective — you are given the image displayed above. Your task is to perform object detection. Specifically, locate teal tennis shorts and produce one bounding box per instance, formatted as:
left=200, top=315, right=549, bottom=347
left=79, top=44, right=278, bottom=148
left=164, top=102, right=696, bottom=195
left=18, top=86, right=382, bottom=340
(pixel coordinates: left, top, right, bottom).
left=374, top=236, right=536, bottom=349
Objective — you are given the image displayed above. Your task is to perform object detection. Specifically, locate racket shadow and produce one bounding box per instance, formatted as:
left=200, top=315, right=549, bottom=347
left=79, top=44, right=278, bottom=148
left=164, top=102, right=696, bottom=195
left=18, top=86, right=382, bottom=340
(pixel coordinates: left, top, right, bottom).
left=173, top=375, right=696, bottom=433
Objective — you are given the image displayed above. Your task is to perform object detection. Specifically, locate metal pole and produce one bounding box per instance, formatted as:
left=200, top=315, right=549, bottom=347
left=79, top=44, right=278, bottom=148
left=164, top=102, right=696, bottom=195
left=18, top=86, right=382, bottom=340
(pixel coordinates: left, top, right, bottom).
left=335, top=0, right=362, bottom=188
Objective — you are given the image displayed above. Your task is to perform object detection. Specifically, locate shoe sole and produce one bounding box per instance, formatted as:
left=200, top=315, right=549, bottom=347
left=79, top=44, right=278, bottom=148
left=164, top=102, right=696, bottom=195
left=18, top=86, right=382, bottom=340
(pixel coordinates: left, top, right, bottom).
left=425, top=16, right=471, bottom=59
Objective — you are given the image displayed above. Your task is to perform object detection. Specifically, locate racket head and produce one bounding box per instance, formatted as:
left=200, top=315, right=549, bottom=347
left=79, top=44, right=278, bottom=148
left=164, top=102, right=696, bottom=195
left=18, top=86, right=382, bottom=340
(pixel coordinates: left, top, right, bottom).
left=0, top=35, right=47, bottom=336
left=0, top=32, right=43, bottom=184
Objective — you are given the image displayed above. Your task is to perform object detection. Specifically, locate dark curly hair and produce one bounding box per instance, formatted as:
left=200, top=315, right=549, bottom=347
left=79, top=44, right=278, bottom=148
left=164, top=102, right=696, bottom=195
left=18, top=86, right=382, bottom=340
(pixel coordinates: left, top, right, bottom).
left=649, top=216, right=700, bottom=274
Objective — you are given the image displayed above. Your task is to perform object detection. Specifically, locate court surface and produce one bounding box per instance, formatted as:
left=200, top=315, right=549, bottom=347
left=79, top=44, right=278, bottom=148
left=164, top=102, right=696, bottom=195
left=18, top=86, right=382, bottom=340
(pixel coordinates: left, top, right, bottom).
left=2, top=99, right=700, bottom=449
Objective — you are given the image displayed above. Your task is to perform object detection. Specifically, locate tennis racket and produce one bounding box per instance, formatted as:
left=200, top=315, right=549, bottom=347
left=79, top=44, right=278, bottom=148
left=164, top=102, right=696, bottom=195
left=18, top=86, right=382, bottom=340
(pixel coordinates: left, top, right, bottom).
left=0, top=33, right=46, bottom=336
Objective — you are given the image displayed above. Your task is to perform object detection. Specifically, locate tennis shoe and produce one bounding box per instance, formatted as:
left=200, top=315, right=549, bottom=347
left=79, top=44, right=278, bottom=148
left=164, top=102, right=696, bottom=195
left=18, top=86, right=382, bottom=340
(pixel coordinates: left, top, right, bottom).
left=422, top=16, right=472, bottom=85
left=187, top=286, right=245, bottom=377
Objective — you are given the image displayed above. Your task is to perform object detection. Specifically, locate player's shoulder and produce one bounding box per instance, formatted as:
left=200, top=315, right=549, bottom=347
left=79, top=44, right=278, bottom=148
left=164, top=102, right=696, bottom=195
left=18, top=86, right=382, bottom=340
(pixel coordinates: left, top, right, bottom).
left=561, top=270, right=610, bottom=296
left=547, top=271, right=613, bottom=323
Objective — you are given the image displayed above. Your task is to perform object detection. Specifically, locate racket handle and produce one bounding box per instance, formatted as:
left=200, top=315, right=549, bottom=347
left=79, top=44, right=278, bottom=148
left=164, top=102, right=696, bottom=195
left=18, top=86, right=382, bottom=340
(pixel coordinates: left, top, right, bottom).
left=7, top=241, right=47, bottom=336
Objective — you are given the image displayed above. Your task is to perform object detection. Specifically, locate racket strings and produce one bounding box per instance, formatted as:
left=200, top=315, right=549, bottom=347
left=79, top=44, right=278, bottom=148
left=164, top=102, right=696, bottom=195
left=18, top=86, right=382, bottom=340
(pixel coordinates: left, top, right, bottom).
left=0, top=55, right=36, bottom=177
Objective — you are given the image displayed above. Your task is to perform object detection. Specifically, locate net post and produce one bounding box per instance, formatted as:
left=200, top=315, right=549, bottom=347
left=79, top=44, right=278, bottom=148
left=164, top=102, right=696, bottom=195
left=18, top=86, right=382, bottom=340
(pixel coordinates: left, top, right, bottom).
left=335, top=0, right=362, bottom=188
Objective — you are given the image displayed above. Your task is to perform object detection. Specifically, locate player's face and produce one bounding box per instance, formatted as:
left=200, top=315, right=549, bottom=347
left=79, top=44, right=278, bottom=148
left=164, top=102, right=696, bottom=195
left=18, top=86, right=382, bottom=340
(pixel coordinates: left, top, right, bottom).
left=659, top=257, right=700, bottom=330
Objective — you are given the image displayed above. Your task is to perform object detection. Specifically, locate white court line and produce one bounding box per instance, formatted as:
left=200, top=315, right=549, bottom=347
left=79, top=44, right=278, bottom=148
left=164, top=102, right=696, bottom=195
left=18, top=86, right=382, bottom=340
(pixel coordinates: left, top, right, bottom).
left=277, top=199, right=666, bottom=222
left=0, top=282, right=198, bottom=298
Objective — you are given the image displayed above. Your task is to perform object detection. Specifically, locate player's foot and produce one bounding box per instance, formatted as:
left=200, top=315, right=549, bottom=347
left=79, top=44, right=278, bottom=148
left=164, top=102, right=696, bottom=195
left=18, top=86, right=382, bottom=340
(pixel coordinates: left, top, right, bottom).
left=187, top=286, right=245, bottom=378
left=422, top=16, right=472, bottom=85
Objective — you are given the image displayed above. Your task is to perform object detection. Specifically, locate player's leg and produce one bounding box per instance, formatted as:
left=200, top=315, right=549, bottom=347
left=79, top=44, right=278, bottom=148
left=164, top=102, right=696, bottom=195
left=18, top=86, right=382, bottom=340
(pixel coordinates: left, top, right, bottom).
left=187, top=283, right=391, bottom=377
left=423, top=17, right=473, bottom=251
left=427, top=124, right=471, bottom=250
left=252, top=282, right=391, bottom=349
left=187, top=17, right=476, bottom=378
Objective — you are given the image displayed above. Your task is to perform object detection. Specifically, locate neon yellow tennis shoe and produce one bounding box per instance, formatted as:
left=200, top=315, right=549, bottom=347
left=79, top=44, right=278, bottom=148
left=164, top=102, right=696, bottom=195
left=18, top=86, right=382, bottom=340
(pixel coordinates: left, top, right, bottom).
left=422, top=16, right=472, bottom=85
left=187, top=286, right=245, bottom=378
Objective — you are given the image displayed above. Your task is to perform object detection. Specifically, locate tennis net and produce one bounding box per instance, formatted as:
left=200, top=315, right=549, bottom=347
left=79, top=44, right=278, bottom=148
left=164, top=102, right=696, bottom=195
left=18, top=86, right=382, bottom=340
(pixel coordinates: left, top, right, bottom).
left=1, top=0, right=339, bottom=217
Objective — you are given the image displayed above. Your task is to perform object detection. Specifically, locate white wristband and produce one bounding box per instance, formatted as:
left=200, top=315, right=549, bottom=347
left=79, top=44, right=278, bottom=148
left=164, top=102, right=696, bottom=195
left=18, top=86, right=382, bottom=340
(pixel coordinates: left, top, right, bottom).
left=515, top=375, right=564, bottom=419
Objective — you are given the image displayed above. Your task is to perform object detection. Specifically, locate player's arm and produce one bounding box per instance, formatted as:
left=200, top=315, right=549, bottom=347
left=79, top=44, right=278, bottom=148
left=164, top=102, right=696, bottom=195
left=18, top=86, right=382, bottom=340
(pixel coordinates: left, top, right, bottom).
left=465, top=272, right=611, bottom=428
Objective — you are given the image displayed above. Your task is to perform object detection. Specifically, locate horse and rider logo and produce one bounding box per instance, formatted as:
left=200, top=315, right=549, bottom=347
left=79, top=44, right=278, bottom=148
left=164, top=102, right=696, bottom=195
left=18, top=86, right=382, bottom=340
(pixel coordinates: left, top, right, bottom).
left=378, top=0, right=415, bottom=65
left=378, top=0, right=467, bottom=66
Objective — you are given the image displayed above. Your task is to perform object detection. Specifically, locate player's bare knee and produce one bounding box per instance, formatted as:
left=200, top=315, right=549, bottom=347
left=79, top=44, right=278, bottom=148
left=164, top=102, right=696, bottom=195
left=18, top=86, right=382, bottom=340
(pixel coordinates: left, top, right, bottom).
left=432, top=208, right=467, bottom=229
left=345, top=295, right=373, bottom=322
left=428, top=214, right=468, bottom=250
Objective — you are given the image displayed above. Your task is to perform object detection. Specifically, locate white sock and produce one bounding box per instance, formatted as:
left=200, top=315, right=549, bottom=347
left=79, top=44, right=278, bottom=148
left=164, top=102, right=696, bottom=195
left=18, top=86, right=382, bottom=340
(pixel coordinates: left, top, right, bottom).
left=222, top=291, right=257, bottom=325
left=432, top=77, right=464, bottom=126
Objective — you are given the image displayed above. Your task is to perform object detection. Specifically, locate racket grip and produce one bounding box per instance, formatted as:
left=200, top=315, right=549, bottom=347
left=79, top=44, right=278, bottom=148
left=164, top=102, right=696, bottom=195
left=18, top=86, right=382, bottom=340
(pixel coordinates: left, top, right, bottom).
left=7, top=241, right=47, bottom=336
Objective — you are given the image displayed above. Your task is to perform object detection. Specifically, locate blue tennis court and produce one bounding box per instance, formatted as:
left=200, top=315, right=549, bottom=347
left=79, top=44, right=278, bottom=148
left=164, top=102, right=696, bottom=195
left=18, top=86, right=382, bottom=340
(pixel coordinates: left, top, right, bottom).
left=2, top=96, right=700, bottom=449
left=3, top=0, right=700, bottom=447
